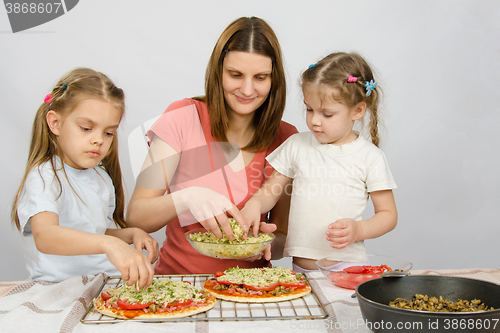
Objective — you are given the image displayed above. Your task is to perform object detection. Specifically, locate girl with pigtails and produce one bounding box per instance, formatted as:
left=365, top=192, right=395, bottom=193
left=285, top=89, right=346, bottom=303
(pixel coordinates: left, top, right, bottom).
left=242, top=52, right=398, bottom=272
left=11, top=68, right=158, bottom=287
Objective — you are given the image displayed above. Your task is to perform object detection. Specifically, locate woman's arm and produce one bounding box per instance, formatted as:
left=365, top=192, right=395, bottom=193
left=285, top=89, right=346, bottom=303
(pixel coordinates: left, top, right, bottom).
left=126, top=135, right=180, bottom=233
left=127, top=135, right=246, bottom=239
left=327, top=190, right=397, bottom=249
left=30, top=211, right=155, bottom=288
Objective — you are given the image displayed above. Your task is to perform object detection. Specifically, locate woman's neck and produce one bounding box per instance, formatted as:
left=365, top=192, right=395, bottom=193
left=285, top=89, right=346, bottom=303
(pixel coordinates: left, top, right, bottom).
left=226, top=112, right=255, bottom=148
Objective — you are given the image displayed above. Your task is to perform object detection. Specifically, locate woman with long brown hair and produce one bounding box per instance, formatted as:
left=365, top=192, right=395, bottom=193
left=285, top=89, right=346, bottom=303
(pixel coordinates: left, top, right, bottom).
left=127, top=17, right=297, bottom=274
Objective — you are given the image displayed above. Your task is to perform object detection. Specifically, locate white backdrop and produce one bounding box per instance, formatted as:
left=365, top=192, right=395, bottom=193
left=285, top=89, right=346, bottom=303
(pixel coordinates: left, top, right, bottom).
left=1, top=1, right=499, bottom=281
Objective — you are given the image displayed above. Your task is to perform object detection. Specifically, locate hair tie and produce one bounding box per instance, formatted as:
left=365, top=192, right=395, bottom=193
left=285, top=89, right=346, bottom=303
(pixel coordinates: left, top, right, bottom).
left=62, top=83, right=68, bottom=90
left=347, top=76, right=358, bottom=83
left=309, top=64, right=315, bottom=68
left=364, top=80, right=377, bottom=96
left=44, top=93, right=52, bottom=104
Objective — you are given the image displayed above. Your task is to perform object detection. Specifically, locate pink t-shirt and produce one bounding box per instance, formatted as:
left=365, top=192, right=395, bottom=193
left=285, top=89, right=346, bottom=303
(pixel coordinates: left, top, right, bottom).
left=146, top=98, right=298, bottom=274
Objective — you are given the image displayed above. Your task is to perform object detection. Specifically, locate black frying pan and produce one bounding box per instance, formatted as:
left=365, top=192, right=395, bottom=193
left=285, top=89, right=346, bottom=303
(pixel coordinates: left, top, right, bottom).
left=356, top=275, right=500, bottom=332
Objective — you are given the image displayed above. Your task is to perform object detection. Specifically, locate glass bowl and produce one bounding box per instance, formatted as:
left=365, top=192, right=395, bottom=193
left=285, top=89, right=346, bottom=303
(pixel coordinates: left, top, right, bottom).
left=316, top=254, right=412, bottom=290
left=184, top=228, right=275, bottom=259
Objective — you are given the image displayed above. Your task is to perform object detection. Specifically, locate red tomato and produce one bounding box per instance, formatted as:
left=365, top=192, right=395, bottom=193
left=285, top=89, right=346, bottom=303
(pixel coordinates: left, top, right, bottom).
left=279, top=280, right=306, bottom=288
left=243, top=282, right=278, bottom=291
left=116, top=299, right=153, bottom=310
left=168, top=299, right=193, bottom=307
left=101, top=291, right=112, bottom=301
left=214, top=271, right=225, bottom=277
left=217, top=280, right=236, bottom=286
left=341, top=265, right=392, bottom=275
left=343, top=266, right=365, bottom=274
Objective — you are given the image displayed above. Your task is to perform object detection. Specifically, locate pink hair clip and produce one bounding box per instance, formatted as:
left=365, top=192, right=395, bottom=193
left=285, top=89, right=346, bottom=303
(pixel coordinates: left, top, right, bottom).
left=44, top=93, right=52, bottom=104
left=347, top=76, right=358, bottom=83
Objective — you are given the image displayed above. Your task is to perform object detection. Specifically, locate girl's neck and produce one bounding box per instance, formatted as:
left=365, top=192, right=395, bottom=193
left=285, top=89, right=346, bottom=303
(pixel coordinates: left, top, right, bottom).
left=330, top=130, right=359, bottom=146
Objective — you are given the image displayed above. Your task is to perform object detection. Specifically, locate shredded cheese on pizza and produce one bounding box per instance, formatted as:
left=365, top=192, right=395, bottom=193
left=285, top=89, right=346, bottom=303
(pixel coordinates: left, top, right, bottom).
left=217, top=267, right=304, bottom=287
left=104, top=279, right=206, bottom=305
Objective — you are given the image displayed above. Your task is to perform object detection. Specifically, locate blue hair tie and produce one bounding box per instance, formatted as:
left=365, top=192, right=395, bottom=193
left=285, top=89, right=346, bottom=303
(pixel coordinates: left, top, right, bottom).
left=62, top=83, right=68, bottom=90
left=364, top=80, right=377, bottom=96
left=309, top=64, right=315, bottom=68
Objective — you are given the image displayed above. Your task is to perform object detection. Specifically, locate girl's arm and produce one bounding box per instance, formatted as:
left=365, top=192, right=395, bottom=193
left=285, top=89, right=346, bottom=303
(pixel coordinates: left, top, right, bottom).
left=327, top=190, right=397, bottom=249
left=242, top=169, right=292, bottom=236
left=30, top=211, right=155, bottom=289
left=105, top=228, right=159, bottom=265
left=240, top=170, right=292, bottom=261
left=126, top=136, right=245, bottom=240
left=266, top=180, right=292, bottom=260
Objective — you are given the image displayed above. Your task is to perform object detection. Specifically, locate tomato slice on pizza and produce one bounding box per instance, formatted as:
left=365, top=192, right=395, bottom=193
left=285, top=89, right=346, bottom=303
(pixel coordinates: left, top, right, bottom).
left=93, top=278, right=216, bottom=319
left=204, top=267, right=312, bottom=303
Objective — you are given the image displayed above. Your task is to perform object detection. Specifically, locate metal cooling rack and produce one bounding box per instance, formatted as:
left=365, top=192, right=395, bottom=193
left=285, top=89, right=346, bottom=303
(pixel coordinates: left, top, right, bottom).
left=81, top=274, right=328, bottom=324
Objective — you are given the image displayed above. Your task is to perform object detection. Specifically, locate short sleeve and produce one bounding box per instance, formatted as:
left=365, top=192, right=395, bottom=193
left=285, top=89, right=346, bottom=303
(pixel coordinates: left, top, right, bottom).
left=145, top=99, right=199, bottom=153
left=17, top=166, right=61, bottom=235
left=266, top=134, right=299, bottom=179
left=366, top=151, right=397, bottom=193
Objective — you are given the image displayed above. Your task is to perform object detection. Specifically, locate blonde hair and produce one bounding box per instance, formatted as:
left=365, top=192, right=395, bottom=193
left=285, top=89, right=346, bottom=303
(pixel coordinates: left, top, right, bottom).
left=302, top=52, right=382, bottom=147
left=194, top=16, right=286, bottom=152
left=11, top=68, right=127, bottom=230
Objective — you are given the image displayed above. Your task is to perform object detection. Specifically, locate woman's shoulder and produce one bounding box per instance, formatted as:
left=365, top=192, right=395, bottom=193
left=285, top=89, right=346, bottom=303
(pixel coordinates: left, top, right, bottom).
left=267, top=121, right=299, bottom=153
left=266, top=121, right=298, bottom=152
left=164, top=98, right=206, bottom=113
left=159, top=98, right=207, bottom=125
left=277, top=120, right=299, bottom=136
left=273, top=121, right=299, bottom=143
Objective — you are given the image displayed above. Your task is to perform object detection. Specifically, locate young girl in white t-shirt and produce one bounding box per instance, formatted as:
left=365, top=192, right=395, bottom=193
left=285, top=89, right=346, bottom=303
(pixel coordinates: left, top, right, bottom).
left=242, top=52, right=398, bottom=272
left=12, top=68, right=158, bottom=288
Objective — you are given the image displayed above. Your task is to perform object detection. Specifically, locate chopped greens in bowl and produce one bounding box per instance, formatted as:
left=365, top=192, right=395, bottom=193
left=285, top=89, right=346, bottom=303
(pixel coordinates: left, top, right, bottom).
left=185, top=219, right=275, bottom=259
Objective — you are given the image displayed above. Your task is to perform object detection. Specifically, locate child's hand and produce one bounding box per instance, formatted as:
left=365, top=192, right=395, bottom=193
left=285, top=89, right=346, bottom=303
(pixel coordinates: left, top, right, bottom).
left=131, top=228, right=159, bottom=264
left=104, top=238, right=155, bottom=290
left=240, top=222, right=277, bottom=262
left=326, top=218, right=360, bottom=249
left=241, top=200, right=263, bottom=238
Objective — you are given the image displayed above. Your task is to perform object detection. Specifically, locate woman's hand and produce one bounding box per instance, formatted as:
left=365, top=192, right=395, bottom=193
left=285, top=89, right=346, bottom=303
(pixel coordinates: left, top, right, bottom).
left=326, top=218, right=360, bottom=249
left=172, top=186, right=248, bottom=240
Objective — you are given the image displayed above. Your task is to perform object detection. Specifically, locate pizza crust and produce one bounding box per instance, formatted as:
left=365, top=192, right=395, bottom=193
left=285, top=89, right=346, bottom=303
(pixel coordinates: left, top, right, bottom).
left=204, top=281, right=312, bottom=303
left=93, top=294, right=216, bottom=319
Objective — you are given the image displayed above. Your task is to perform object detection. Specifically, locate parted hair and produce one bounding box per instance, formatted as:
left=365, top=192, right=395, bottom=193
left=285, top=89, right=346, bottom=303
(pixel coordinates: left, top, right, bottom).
left=11, top=68, right=127, bottom=230
left=194, top=16, right=286, bottom=152
left=302, top=52, right=382, bottom=147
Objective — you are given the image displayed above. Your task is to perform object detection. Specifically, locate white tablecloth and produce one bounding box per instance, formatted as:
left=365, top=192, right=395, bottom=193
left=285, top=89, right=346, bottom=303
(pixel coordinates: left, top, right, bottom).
left=1, top=269, right=499, bottom=333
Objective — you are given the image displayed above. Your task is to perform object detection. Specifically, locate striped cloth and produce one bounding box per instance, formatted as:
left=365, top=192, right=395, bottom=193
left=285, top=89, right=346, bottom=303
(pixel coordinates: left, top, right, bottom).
left=0, top=269, right=499, bottom=333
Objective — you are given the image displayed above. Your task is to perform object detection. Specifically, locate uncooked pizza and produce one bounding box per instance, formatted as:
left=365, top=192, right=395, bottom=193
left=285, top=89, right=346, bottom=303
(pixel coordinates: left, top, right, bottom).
left=93, top=278, right=216, bottom=319
left=204, top=267, right=311, bottom=303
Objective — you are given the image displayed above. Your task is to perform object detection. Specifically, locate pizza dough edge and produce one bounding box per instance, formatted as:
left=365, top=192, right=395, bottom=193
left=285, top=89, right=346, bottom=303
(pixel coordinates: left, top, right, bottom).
left=93, top=294, right=216, bottom=320
left=204, top=283, right=312, bottom=303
